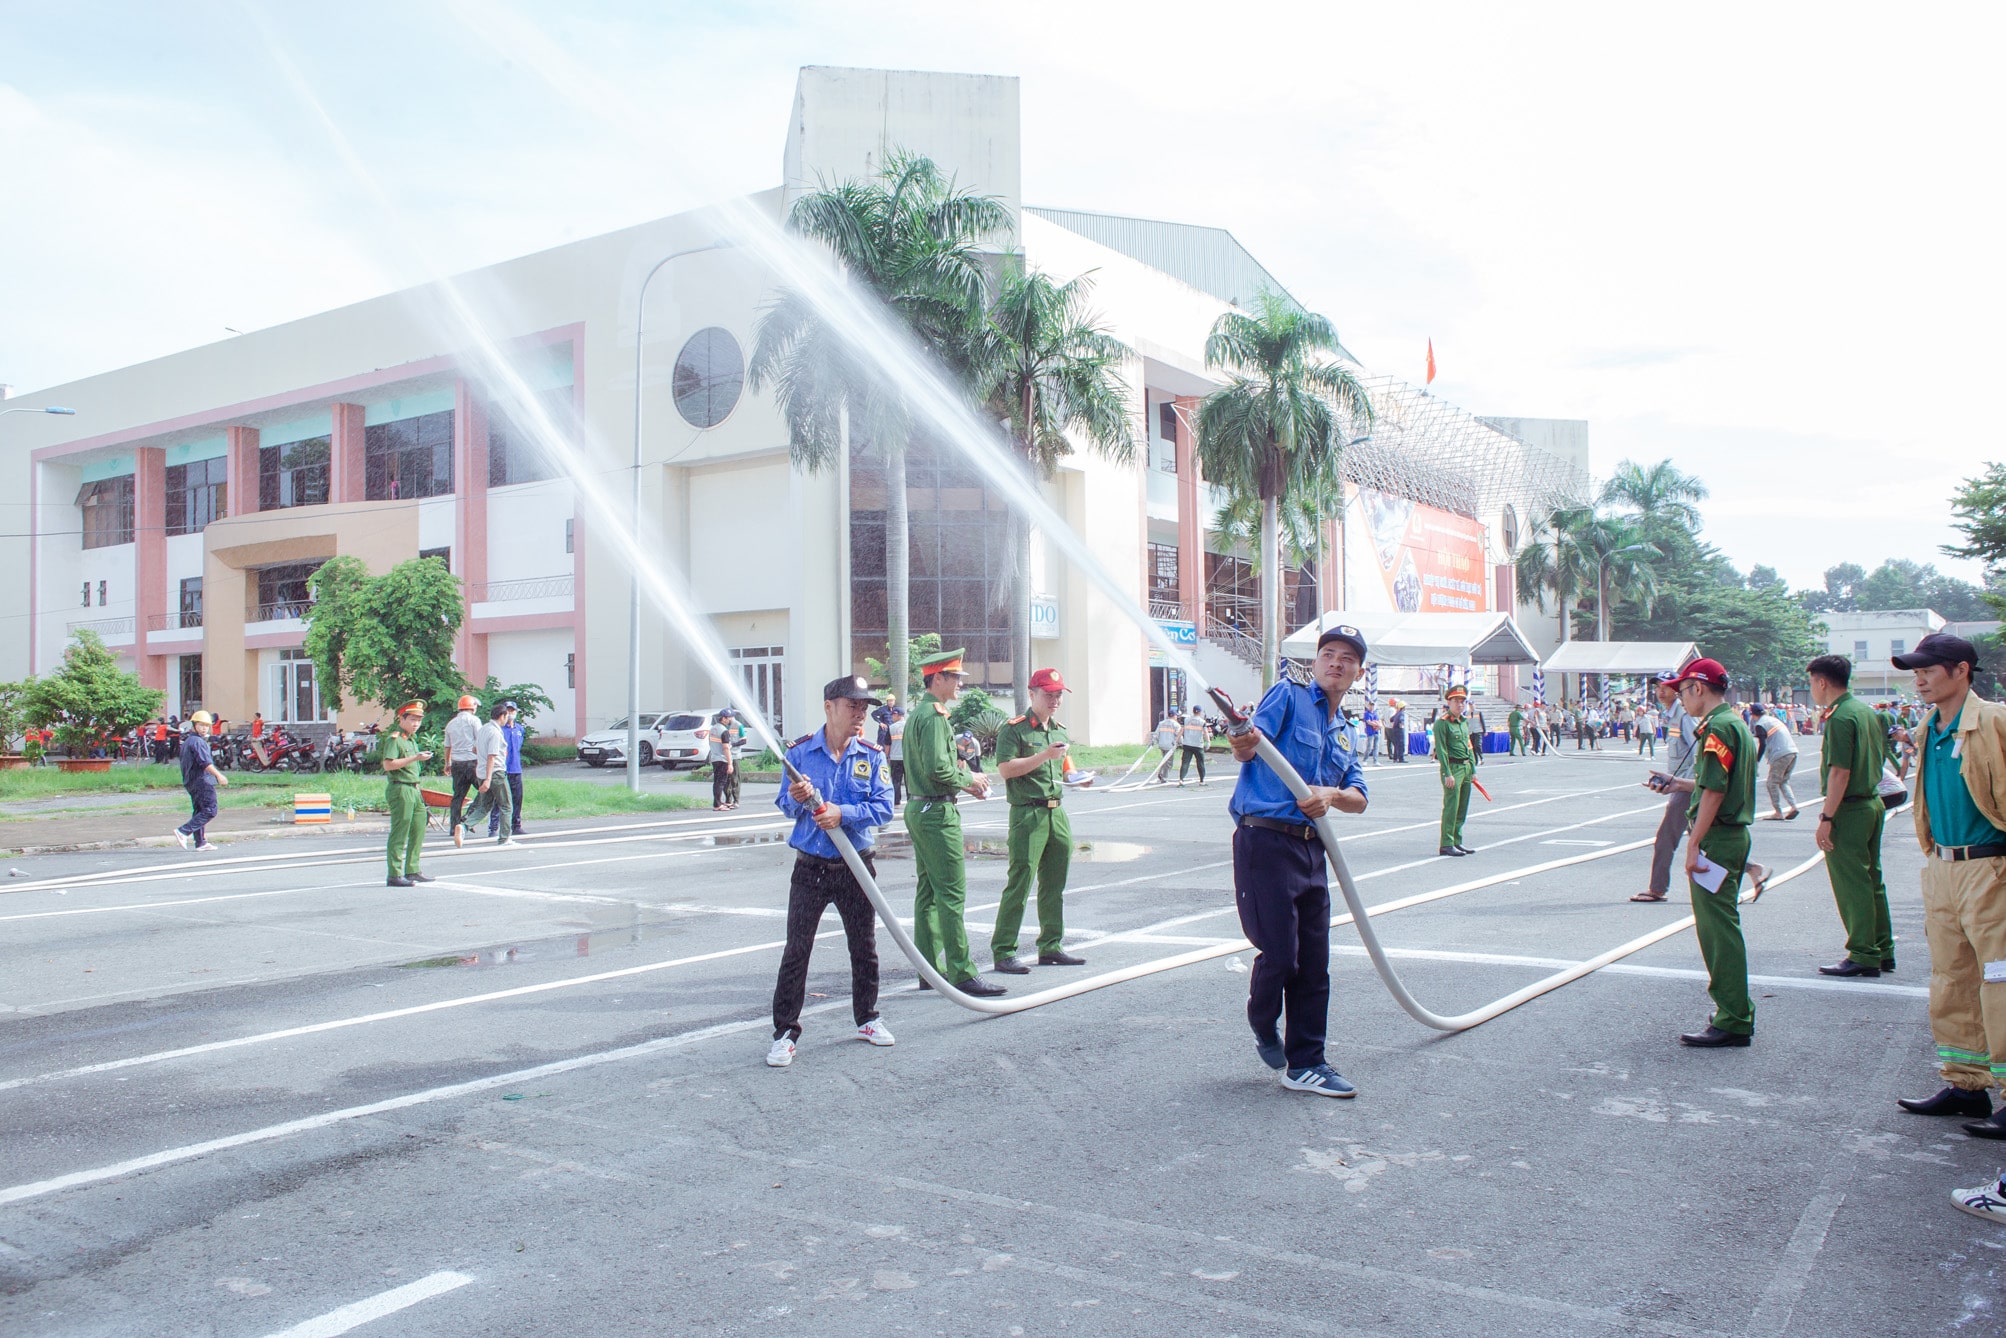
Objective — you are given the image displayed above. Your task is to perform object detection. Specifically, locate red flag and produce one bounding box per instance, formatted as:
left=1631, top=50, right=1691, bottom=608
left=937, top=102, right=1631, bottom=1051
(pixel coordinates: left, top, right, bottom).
left=1426, top=339, right=1437, bottom=385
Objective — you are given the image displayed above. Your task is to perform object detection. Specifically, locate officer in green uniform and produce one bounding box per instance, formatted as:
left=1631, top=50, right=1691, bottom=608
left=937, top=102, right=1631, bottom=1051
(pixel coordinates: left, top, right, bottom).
left=902, top=649, right=1005, bottom=996
left=379, top=701, right=435, bottom=888
left=1434, top=684, right=1477, bottom=856
left=1508, top=702, right=1526, bottom=756
left=990, top=667, right=1088, bottom=974
left=1669, top=658, right=1763, bottom=1046
left=1809, top=653, right=1895, bottom=977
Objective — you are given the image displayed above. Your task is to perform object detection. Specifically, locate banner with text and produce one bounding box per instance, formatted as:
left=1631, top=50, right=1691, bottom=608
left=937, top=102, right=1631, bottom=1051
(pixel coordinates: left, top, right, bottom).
left=1342, top=484, right=1489, bottom=614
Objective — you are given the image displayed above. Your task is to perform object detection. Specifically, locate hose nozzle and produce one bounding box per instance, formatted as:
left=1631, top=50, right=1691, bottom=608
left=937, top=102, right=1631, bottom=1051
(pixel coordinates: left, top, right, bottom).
left=1207, top=686, right=1253, bottom=737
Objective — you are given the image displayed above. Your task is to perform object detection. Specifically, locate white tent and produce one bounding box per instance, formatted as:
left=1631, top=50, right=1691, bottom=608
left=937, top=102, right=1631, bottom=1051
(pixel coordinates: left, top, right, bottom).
left=1279, top=611, right=1541, bottom=667
left=1540, top=641, right=1699, bottom=676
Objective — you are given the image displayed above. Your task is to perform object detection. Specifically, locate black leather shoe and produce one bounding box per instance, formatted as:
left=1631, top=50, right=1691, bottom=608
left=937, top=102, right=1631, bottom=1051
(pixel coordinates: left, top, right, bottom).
left=953, top=976, right=1007, bottom=998
left=992, top=956, right=1031, bottom=975
left=1818, top=958, right=1881, bottom=978
left=1881, top=959, right=1897, bottom=973
left=1899, top=1086, right=1993, bottom=1118
left=1453, top=845, right=1476, bottom=855
left=1039, top=950, right=1086, bottom=966
left=916, top=978, right=931, bottom=991
left=1439, top=846, right=1466, bottom=857
left=1962, top=1110, right=2006, bottom=1140
left=1678, top=1025, right=1752, bottom=1048
left=408, top=872, right=435, bottom=883
left=386, top=876, right=414, bottom=888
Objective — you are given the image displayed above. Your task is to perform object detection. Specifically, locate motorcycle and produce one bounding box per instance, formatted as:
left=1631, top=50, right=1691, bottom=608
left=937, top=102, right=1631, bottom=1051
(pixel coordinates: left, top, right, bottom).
left=323, top=726, right=379, bottom=773
left=243, top=725, right=322, bottom=773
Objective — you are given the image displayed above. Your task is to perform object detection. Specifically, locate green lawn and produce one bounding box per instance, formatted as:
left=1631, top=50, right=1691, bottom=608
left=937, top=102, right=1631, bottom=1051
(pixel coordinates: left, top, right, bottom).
left=0, top=764, right=702, bottom=819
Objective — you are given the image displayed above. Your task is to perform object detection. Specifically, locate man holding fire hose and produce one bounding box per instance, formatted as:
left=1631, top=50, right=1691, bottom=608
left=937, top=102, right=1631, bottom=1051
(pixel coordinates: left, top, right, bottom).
left=1226, top=624, right=1371, bottom=1098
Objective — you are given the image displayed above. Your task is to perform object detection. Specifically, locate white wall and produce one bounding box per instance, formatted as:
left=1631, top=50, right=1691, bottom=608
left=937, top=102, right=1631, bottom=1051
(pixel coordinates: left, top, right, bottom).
left=486, top=627, right=576, bottom=736
left=485, top=479, right=574, bottom=582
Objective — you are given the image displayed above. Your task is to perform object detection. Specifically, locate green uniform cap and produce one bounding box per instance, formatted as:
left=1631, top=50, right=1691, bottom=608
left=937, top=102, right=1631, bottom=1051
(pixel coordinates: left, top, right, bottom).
left=917, top=648, right=968, bottom=676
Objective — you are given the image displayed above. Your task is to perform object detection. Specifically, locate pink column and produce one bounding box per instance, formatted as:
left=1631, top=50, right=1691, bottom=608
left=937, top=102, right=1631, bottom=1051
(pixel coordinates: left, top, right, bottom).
left=1173, top=395, right=1205, bottom=637
left=330, top=403, right=366, bottom=504
left=133, top=448, right=168, bottom=690
left=453, top=381, right=490, bottom=684
left=1494, top=562, right=1518, bottom=700
left=226, top=426, right=260, bottom=517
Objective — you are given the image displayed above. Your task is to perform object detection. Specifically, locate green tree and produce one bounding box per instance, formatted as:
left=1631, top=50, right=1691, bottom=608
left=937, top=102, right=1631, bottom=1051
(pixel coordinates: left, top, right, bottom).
left=0, top=679, right=28, bottom=754
left=477, top=677, right=558, bottom=740
left=305, top=555, right=469, bottom=720
left=1196, top=291, right=1372, bottom=686
left=1513, top=504, right=1597, bottom=647
left=1799, top=561, right=1866, bottom=614
left=748, top=149, right=1009, bottom=703
left=1945, top=462, right=2006, bottom=600
left=22, top=630, right=164, bottom=755
left=972, top=266, right=1137, bottom=709
left=1610, top=531, right=1822, bottom=696
left=1598, top=459, right=1709, bottom=541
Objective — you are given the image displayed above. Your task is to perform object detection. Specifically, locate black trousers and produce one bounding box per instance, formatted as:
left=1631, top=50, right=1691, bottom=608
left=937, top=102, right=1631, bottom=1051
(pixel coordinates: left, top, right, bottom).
left=712, top=762, right=732, bottom=807
left=178, top=782, right=217, bottom=844
left=449, top=760, right=479, bottom=827
left=1387, top=729, right=1406, bottom=762
left=889, top=760, right=906, bottom=804
left=1233, top=824, right=1331, bottom=1071
left=1179, top=744, right=1207, bottom=782
left=772, top=852, right=881, bottom=1040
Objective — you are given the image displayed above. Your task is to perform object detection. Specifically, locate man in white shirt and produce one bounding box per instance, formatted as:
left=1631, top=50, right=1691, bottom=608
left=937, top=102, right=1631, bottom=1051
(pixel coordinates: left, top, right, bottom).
left=1750, top=702, right=1801, bottom=820
left=458, top=702, right=516, bottom=846
left=444, top=694, right=482, bottom=844
left=1179, top=706, right=1209, bottom=785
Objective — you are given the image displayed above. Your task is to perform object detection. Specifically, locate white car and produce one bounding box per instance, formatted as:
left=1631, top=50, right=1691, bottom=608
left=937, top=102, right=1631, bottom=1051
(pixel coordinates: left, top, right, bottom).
left=577, top=713, right=672, bottom=768
left=653, top=710, right=728, bottom=770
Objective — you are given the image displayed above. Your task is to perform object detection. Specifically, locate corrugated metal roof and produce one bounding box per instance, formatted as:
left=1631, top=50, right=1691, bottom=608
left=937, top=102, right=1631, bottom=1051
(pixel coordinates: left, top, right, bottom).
left=1027, top=206, right=1355, bottom=363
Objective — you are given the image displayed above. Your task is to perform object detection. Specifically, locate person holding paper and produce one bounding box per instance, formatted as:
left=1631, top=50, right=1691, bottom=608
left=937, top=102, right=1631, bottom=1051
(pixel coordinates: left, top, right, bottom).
left=1667, top=658, right=1769, bottom=1048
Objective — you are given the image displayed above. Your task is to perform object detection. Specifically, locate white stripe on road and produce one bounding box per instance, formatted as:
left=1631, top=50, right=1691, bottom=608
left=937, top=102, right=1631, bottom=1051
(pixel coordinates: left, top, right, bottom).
left=1327, top=944, right=1930, bottom=999
left=260, top=1272, right=474, bottom=1338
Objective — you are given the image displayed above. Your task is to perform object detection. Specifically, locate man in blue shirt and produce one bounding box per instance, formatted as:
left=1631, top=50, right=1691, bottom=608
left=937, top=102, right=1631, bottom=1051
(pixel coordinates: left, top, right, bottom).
left=767, top=675, right=898, bottom=1068
left=486, top=702, right=526, bottom=838
left=172, top=710, right=227, bottom=853
left=1226, top=624, right=1371, bottom=1098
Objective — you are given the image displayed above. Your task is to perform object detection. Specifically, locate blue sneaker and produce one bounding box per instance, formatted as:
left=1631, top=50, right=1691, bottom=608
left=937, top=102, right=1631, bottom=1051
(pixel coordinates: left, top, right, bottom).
left=1253, top=1028, right=1286, bottom=1070
left=1282, top=1064, right=1357, bottom=1098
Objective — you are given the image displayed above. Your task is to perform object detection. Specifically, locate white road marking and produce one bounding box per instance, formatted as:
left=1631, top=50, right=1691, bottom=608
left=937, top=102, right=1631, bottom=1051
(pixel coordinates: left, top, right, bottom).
left=1325, top=945, right=1931, bottom=999
left=259, top=1271, right=474, bottom=1338
left=1542, top=839, right=1615, bottom=847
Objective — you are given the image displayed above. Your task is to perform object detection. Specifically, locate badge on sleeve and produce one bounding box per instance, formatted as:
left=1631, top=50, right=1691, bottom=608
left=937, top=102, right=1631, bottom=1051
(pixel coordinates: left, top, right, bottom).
left=852, top=758, right=872, bottom=780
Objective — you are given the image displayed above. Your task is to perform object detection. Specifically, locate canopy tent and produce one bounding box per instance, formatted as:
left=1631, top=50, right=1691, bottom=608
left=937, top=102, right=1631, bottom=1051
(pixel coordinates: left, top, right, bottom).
left=1539, top=640, right=1699, bottom=677
left=1280, top=611, right=1541, bottom=667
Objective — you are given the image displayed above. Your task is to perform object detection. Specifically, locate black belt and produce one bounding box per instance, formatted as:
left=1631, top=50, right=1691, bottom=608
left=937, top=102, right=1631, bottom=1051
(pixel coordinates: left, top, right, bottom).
left=1239, top=815, right=1318, bottom=842
left=1012, top=799, right=1061, bottom=810
left=910, top=793, right=957, bottom=804
left=795, top=849, right=874, bottom=870
left=1936, top=843, right=2006, bottom=863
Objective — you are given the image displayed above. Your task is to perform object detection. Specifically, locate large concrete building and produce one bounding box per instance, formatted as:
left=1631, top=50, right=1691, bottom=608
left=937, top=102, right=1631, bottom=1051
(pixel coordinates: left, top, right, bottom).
left=1, top=66, right=1588, bottom=744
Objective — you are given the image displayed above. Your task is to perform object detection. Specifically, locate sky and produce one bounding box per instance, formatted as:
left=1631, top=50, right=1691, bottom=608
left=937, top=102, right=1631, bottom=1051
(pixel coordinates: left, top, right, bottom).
left=1, top=1, right=1997, bottom=590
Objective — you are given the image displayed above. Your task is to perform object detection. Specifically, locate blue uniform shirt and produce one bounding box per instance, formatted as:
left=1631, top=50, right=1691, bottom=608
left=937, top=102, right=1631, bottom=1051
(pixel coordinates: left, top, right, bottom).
left=775, top=727, right=896, bottom=859
left=180, top=733, right=214, bottom=789
left=1230, top=678, right=1368, bottom=823
left=502, top=722, right=524, bottom=775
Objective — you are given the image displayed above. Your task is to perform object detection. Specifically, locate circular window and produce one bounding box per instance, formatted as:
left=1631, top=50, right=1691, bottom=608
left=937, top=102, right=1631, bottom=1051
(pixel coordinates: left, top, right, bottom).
left=672, top=327, right=744, bottom=429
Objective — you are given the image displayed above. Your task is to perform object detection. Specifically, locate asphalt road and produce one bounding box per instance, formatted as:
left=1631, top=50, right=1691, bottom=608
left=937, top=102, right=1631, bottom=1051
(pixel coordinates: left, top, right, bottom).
left=0, top=748, right=1996, bottom=1337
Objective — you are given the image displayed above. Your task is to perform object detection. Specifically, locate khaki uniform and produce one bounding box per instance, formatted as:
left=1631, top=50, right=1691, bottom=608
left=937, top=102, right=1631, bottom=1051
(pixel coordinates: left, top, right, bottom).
left=1689, top=704, right=1759, bottom=1035
left=991, top=711, right=1071, bottom=961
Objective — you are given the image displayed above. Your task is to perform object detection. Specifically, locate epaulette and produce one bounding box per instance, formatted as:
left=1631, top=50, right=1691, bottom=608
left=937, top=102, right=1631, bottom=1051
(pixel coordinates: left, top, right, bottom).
left=789, top=733, right=815, bottom=749
left=1006, top=714, right=1026, bottom=725
left=856, top=737, right=883, bottom=752
left=934, top=701, right=950, bottom=715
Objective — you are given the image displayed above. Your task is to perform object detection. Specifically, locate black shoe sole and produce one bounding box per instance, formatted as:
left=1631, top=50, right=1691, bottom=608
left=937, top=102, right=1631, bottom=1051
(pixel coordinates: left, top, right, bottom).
left=991, top=962, right=1031, bottom=975
left=1962, top=1122, right=2006, bottom=1140
left=1817, top=967, right=1882, bottom=978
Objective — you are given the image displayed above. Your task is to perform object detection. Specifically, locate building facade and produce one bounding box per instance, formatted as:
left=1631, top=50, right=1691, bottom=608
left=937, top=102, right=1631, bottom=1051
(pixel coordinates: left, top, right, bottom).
left=1, top=67, right=1587, bottom=744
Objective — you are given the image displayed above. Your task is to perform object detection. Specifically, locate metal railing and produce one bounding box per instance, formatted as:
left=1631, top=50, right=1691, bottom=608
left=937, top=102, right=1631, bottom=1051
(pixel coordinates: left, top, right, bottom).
left=246, top=601, right=312, bottom=623
left=470, top=574, right=574, bottom=603
left=67, top=616, right=134, bottom=637
left=146, top=610, right=204, bottom=632
left=1147, top=598, right=1187, bottom=622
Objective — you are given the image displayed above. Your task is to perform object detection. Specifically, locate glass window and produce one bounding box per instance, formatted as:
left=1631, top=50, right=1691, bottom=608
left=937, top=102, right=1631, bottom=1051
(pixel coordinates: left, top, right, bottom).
left=97, top=579, right=107, bottom=606
left=252, top=562, right=322, bottom=622
left=663, top=713, right=704, bottom=731
left=259, top=436, right=330, bottom=510
left=80, top=581, right=89, bottom=607
left=364, top=409, right=454, bottom=500
left=564, top=518, right=574, bottom=554
left=178, top=655, right=203, bottom=713
left=178, top=577, right=204, bottom=629
left=1853, top=640, right=1869, bottom=661
left=671, top=327, right=744, bottom=429
left=488, top=386, right=571, bottom=487
left=420, top=546, right=451, bottom=571
left=77, top=475, right=135, bottom=549
left=565, top=652, right=575, bottom=688
left=165, top=456, right=227, bottom=536
left=1890, top=638, right=1906, bottom=659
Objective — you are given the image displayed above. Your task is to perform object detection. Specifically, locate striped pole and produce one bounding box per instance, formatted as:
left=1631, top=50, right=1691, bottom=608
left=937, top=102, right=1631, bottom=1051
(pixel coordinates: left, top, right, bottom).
left=1532, top=666, right=1546, bottom=706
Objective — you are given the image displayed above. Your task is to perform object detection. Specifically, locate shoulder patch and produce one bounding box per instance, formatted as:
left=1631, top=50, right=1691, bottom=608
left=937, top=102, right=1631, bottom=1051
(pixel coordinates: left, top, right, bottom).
left=790, top=733, right=815, bottom=749
left=934, top=702, right=950, bottom=715
left=856, top=737, right=883, bottom=752
left=1702, top=734, right=1735, bottom=770
left=1006, top=715, right=1026, bottom=725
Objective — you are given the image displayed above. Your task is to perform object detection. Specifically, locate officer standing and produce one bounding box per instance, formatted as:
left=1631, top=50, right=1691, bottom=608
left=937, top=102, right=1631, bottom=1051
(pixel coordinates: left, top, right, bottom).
left=902, top=649, right=1003, bottom=996
left=990, top=667, right=1088, bottom=975
left=1807, top=654, right=1896, bottom=978
left=1434, top=684, right=1477, bottom=856
left=379, top=702, right=434, bottom=888
left=766, top=675, right=898, bottom=1068
left=1227, top=624, right=1370, bottom=1097
left=1668, top=658, right=1761, bottom=1047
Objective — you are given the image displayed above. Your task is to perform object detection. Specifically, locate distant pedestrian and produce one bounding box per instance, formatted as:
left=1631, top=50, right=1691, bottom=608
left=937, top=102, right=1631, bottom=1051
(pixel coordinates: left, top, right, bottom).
left=1508, top=702, right=1526, bottom=756
left=1809, top=655, right=1894, bottom=979
left=711, top=707, right=738, bottom=810
left=460, top=702, right=517, bottom=845
left=379, top=702, right=433, bottom=888
left=1362, top=703, right=1381, bottom=764
left=172, top=711, right=227, bottom=852
left=1386, top=699, right=1408, bottom=763
left=1152, top=709, right=1181, bottom=781
left=1179, top=705, right=1209, bottom=784
left=486, top=702, right=526, bottom=837
left=955, top=728, right=983, bottom=774
left=886, top=705, right=907, bottom=806
left=1634, top=673, right=1699, bottom=903
left=1750, top=703, right=1800, bottom=822
left=444, top=694, right=482, bottom=845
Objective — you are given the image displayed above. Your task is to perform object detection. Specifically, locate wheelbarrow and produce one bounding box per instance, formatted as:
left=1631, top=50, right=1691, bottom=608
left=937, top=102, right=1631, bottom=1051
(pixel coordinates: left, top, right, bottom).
left=418, top=786, right=454, bottom=831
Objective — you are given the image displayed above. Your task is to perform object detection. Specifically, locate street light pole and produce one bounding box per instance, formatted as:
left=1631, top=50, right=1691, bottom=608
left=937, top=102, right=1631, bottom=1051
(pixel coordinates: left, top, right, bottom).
left=627, top=240, right=733, bottom=794
left=1, top=406, right=78, bottom=419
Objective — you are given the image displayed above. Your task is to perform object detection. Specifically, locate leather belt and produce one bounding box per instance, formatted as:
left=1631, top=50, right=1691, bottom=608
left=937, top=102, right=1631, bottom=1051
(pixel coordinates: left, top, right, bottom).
left=911, top=793, right=957, bottom=804
left=1238, top=815, right=1318, bottom=842
left=1012, top=799, right=1061, bottom=809
left=1936, top=843, right=2006, bottom=862
left=795, top=849, right=874, bottom=870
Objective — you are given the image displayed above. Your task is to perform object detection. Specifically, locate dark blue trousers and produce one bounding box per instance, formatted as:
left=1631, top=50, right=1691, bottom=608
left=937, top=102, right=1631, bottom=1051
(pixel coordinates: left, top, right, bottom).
left=1233, top=824, right=1331, bottom=1071
left=179, top=782, right=217, bottom=845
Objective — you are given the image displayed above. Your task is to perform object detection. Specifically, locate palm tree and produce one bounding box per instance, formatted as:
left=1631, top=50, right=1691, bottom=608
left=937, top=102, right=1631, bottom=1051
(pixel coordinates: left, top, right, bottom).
left=1196, top=292, right=1373, bottom=687
left=1575, top=514, right=1661, bottom=641
left=748, top=149, right=1008, bottom=702
left=1513, top=504, right=1595, bottom=644
left=972, top=266, right=1137, bottom=710
left=1599, top=459, right=1708, bottom=539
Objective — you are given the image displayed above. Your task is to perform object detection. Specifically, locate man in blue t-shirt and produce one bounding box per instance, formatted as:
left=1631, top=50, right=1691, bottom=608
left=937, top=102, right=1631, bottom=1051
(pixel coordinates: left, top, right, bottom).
left=1226, top=625, right=1371, bottom=1099
left=173, top=711, right=228, bottom=853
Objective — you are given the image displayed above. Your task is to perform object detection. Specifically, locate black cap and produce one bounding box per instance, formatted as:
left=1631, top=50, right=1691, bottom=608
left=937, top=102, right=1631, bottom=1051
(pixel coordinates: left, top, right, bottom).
left=822, top=675, right=883, bottom=706
left=1891, top=632, right=1981, bottom=671
left=1317, top=623, right=1369, bottom=659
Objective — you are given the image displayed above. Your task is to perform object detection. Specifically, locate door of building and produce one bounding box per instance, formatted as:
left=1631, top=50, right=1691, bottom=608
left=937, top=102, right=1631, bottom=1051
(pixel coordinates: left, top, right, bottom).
left=268, top=649, right=333, bottom=724
left=731, top=645, right=784, bottom=740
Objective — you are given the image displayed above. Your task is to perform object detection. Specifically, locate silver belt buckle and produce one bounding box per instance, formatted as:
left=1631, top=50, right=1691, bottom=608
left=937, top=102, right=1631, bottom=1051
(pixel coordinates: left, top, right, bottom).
left=1940, top=845, right=1961, bottom=862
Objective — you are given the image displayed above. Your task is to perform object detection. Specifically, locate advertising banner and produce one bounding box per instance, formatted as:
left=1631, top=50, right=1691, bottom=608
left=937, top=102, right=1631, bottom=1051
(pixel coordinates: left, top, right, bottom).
left=1343, top=484, right=1489, bottom=615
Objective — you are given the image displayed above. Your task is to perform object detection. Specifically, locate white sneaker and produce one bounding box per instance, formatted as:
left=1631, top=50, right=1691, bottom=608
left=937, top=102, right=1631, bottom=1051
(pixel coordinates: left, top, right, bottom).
left=765, top=1037, right=796, bottom=1067
left=194, top=843, right=220, bottom=854
left=1951, top=1177, right=2006, bottom=1224
left=452, top=823, right=463, bottom=849
left=856, top=1019, right=896, bottom=1047
left=172, top=830, right=191, bottom=850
